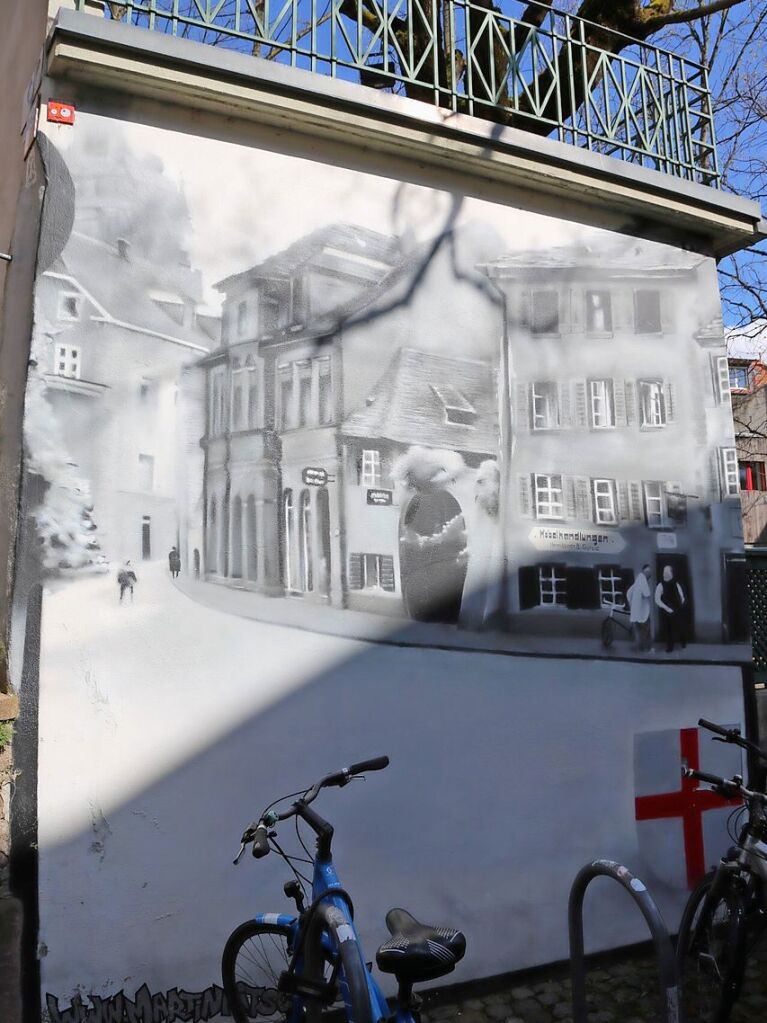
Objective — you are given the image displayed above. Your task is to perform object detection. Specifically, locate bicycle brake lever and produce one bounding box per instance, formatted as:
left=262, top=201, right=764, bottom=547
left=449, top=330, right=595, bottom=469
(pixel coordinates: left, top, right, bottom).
left=233, top=843, right=247, bottom=866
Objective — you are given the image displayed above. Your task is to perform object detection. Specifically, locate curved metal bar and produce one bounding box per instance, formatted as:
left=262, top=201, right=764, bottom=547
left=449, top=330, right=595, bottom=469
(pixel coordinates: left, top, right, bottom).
left=568, top=859, right=679, bottom=1023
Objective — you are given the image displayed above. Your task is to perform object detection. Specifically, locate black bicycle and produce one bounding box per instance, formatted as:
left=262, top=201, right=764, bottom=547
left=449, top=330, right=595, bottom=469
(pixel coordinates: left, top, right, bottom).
left=677, top=719, right=767, bottom=1023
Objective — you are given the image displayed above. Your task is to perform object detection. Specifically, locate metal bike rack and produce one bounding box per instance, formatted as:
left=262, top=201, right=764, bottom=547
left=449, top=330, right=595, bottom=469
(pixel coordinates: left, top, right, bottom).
left=568, top=859, right=679, bottom=1023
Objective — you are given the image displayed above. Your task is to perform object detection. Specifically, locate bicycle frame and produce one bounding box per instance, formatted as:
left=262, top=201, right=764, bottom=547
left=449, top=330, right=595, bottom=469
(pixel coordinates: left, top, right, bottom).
left=254, top=851, right=407, bottom=1023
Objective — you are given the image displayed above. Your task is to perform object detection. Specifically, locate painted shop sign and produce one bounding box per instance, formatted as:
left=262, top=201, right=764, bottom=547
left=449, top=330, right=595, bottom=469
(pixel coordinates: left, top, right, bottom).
left=529, top=526, right=626, bottom=554
left=367, top=488, right=393, bottom=506
left=657, top=532, right=678, bottom=550
left=302, top=467, right=329, bottom=486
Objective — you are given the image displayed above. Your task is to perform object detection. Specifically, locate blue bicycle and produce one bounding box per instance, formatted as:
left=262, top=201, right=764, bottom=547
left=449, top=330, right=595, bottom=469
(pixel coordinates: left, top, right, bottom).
left=222, top=757, right=466, bottom=1023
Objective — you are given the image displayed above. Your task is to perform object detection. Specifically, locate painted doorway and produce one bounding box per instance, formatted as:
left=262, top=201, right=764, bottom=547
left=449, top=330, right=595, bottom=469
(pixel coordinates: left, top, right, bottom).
left=399, top=490, right=466, bottom=623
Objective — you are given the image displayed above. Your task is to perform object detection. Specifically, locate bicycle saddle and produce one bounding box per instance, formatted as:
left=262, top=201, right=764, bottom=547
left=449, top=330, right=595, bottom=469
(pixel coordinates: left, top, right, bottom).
left=376, top=908, right=466, bottom=983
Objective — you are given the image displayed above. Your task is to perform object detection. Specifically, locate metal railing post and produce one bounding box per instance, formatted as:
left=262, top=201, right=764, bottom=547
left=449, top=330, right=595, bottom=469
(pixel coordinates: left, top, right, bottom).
left=568, top=859, right=679, bottom=1023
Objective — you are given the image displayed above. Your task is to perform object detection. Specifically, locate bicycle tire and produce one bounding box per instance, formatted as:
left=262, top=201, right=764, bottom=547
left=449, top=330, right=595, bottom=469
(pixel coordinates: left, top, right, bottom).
left=222, top=915, right=373, bottom=1023
left=601, top=618, right=614, bottom=649
left=677, top=870, right=747, bottom=1023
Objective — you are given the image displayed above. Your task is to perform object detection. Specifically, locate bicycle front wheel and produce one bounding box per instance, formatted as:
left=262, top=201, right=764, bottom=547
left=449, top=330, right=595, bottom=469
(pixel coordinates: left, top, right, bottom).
left=222, top=921, right=297, bottom=1023
left=677, top=871, right=747, bottom=1023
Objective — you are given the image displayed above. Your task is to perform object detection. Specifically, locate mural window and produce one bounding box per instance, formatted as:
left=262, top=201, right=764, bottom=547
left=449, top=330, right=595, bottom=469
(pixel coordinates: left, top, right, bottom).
left=278, top=364, right=294, bottom=431
left=634, top=290, right=662, bottom=334
left=237, top=300, right=247, bottom=337
left=531, top=382, right=559, bottom=431
left=531, top=290, right=560, bottom=335
left=210, top=372, right=227, bottom=434
left=534, top=474, right=564, bottom=520
left=262, top=280, right=289, bottom=332
left=589, top=379, right=614, bottom=428
left=592, top=479, right=617, bottom=525
left=740, top=461, right=767, bottom=492
left=713, top=356, right=730, bottom=402
left=297, top=361, right=312, bottom=428
left=299, top=490, right=313, bottom=592
left=729, top=364, right=750, bottom=391
left=349, top=553, right=396, bottom=592
left=431, top=384, right=477, bottom=426
left=720, top=448, right=740, bottom=497
left=318, top=356, right=332, bottom=425
left=361, top=449, right=382, bottom=487
left=231, top=363, right=246, bottom=430
left=247, top=360, right=259, bottom=428
left=138, top=454, right=154, bottom=492
left=638, top=380, right=666, bottom=428
left=539, top=565, right=567, bottom=606
left=57, top=291, right=83, bottom=321
left=643, top=481, right=669, bottom=528
left=54, top=344, right=81, bottom=379
left=585, top=291, right=612, bottom=334
left=598, top=567, right=625, bottom=609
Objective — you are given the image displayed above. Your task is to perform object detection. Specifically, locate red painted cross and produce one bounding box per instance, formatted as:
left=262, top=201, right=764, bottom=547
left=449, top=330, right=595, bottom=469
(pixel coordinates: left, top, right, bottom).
left=635, top=727, right=741, bottom=890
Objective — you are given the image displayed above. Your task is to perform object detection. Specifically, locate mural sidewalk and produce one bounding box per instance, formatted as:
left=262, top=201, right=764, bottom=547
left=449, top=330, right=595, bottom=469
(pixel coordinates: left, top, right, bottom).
left=174, top=575, right=751, bottom=667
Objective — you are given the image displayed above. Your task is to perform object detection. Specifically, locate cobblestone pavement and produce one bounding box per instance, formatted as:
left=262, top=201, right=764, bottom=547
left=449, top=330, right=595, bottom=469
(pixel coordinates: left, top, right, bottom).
left=420, top=940, right=767, bottom=1023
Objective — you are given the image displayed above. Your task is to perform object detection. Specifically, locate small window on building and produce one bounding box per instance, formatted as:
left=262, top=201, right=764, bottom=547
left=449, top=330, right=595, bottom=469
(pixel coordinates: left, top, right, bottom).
left=589, top=379, right=615, bottom=428
left=729, top=364, right=750, bottom=391
left=720, top=448, right=739, bottom=497
left=318, top=357, right=332, bottom=425
left=431, top=384, right=477, bottom=426
left=713, top=356, right=730, bottom=402
left=531, top=290, right=560, bottom=335
left=534, top=474, right=564, bottom=520
left=54, top=345, right=81, bottom=379
left=361, top=449, right=382, bottom=487
left=592, top=479, right=617, bottom=525
left=638, top=380, right=666, bottom=428
left=278, top=364, right=294, bottom=431
left=634, top=290, right=662, bottom=334
left=138, top=454, right=155, bottom=493
left=598, top=567, right=625, bottom=609
left=739, top=461, right=767, bottom=492
left=262, top=280, right=289, bottom=332
left=643, top=481, right=667, bottom=528
left=539, top=565, right=567, bottom=606
left=237, top=300, right=247, bottom=337
left=247, top=360, right=259, bottom=429
left=585, top=291, right=612, bottom=334
left=58, top=291, right=83, bottom=321
left=297, top=361, right=312, bottom=428
left=531, top=382, right=559, bottom=431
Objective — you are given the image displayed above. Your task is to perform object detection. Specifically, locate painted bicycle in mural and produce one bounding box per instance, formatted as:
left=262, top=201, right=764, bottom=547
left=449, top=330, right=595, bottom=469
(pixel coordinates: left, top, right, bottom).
left=222, top=758, right=466, bottom=1023
left=677, top=719, right=767, bottom=1023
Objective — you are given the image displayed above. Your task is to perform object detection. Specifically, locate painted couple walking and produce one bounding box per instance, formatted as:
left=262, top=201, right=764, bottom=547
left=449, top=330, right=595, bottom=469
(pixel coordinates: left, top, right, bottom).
left=626, top=564, right=687, bottom=653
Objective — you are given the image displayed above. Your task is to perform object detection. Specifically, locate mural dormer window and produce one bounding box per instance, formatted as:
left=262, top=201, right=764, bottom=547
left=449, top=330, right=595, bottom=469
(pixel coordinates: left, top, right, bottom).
left=589, top=379, right=615, bottom=428
left=361, top=449, right=382, bottom=487
left=729, top=364, right=750, bottom=391
left=261, top=280, right=289, bottom=332
left=237, top=300, right=248, bottom=337
left=531, top=382, right=559, bottom=431
left=318, top=356, right=332, bottom=425
left=638, top=380, right=666, bottom=428
left=531, top=290, right=560, bottom=335
left=634, top=289, right=662, bottom=334
left=586, top=291, right=612, bottom=334
left=431, top=384, right=477, bottom=426
left=297, top=361, right=312, bottom=428
left=57, top=291, right=83, bottom=321
left=54, top=345, right=81, bottom=379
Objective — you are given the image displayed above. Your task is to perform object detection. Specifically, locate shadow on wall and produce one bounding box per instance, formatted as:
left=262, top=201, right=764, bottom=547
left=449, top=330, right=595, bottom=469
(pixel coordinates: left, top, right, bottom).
left=20, top=568, right=746, bottom=1023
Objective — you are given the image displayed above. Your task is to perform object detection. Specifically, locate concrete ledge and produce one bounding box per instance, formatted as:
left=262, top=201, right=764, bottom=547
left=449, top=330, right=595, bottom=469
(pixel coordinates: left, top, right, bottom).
left=0, top=695, right=18, bottom=722
left=45, top=9, right=764, bottom=259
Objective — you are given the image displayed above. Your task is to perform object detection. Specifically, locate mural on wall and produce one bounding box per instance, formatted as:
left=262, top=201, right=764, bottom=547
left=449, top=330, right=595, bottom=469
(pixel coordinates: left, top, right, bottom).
left=25, top=119, right=747, bottom=663
left=17, top=110, right=749, bottom=1015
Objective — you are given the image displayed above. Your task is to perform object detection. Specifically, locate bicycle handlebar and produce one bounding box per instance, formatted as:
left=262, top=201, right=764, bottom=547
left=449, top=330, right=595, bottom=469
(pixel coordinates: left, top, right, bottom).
left=698, top=718, right=767, bottom=764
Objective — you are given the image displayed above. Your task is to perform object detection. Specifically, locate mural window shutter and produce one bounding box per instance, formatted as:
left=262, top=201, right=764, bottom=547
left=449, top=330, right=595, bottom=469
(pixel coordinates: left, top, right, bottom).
left=575, top=476, right=592, bottom=521
left=518, top=566, right=541, bottom=610
left=613, top=379, right=627, bottom=427
left=517, top=474, right=533, bottom=517
left=624, top=381, right=637, bottom=426
left=616, top=480, right=630, bottom=521
left=628, top=481, right=644, bottom=520
left=566, top=567, right=600, bottom=610
left=348, top=553, right=363, bottom=589
left=514, top=381, right=530, bottom=433
left=380, top=556, right=396, bottom=591
left=667, top=482, right=687, bottom=526
left=663, top=381, right=676, bottom=423
left=573, top=380, right=588, bottom=427
left=558, top=382, right=572, bottom=428
left=565, top=476, right=578, bottom=520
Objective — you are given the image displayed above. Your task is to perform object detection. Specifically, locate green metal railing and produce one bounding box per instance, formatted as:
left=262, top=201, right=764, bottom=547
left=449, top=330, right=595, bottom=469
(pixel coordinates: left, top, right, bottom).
left=74, top=0, right=720, bottom=187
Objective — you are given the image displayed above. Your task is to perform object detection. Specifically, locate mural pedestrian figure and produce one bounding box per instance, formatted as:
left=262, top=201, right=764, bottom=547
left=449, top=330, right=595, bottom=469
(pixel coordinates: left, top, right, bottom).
left=117, top=562, right=138, bottom=603
left=655, top=565, right=687, bottom=653
left=627, top=564, right=653, bottom=652
left=460, top=460, right=504, bottom=630
left=168, top=547, right=181, bottom=579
